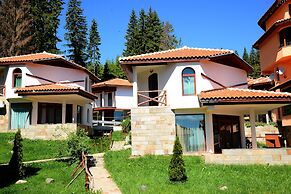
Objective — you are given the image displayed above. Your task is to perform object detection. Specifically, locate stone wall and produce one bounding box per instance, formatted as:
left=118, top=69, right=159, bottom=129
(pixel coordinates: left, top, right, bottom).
left=9, top=123, right=78, bottom=140
left=131, top=107, right=176, bottom=156
left=204, top=148, right=291, bottom=165
left=0, top=98, right=9, bottom=132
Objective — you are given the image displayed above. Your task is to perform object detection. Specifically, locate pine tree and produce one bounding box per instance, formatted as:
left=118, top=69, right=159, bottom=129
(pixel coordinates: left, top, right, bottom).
left=30, top=0, right=64, bottom=53
left=145, top=8, right=163, bottom=53
left=248, top=48, right=261, bottom=78
left=9, top=129, right=24, bottom=179
left=137, top=9, right=147, bottom=55
left=123, top=10, right=139, bottom=57
left=103, top=61, right=114, bottom=81
left=0, top=0, right=33, bottom=57
left=242, top=47, right=249, bottom=64
left=169, top=136, right=187, bottom=182
left=65, top=0, right=88, bottom=67
left=160, top=21, right=180, bottom=51
left=88, top=19, right=101, bottom=76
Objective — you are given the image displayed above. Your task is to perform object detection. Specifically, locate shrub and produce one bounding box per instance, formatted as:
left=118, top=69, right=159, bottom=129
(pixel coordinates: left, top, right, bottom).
left=9, top=129, right=25, bottom=179
left=67, top=128, right=91, bottom=162
left=121, top=117, right=131, bottom=133
left=168, top=136, right=187, bottom=182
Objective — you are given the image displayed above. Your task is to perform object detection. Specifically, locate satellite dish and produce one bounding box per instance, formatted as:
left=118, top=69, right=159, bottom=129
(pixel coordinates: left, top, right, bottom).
left=278, top=67, right=285, bottom=75
left=269, top=73, right=275, bottom=81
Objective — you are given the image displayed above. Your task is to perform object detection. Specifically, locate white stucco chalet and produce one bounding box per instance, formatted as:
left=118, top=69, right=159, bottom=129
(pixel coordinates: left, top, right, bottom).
left=120, top=47, right=291, bottom=156
left=0, top=52, right=99, bottom=139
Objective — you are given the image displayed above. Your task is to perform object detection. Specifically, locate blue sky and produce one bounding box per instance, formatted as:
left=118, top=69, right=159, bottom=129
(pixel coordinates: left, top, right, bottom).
left=57, top=0, right=274, bottom=64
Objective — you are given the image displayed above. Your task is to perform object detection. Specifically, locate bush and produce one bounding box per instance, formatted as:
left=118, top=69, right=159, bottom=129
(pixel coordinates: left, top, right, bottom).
left=9, top=129, right=25, bottom=179
left=121, top=117, right=131, bottom=133
left=67, top=128, right=91, bottom=162
left=168, top=136, right=187, bottom=182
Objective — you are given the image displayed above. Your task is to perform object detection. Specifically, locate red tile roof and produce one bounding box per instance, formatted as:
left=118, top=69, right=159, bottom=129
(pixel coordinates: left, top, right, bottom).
left=92, top=78, right=132, bottom=88
left=15, top=84, right=96, bottom=100
left=0, top=52, right=100, bottom=82
left=199, top=88, right=291, bottom=104
left=0, top=52, right=60, bottom=63
left=120, top=47, right=233, bottom=62
left=258, top=0, right=289, bottom=30
left=248, top=77, right=272, bottom=86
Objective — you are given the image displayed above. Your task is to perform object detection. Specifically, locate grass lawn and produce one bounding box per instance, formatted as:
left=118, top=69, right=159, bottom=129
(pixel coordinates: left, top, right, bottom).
left=0, top=161, right=87, bottom=194
left=105, top=150, right=291, bottom=194
left=112, top=131, right=127, bottom=141
left=0, top=133, right=111, bottom=164
left=0, top=133, right=67, bottom=164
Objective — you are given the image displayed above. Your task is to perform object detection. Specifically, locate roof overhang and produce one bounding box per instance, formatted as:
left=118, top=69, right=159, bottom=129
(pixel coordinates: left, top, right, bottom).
left=254, top=18, right=291, bottom=49
left=16, top=88, right=97, bottom=100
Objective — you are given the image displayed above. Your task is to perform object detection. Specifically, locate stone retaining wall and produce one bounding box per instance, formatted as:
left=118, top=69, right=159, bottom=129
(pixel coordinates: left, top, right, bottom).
left=10, top=123, right=78, bottom=140
left=204, top=148, right=291, bottom=165
left=131, top=107, right=175, bottom=156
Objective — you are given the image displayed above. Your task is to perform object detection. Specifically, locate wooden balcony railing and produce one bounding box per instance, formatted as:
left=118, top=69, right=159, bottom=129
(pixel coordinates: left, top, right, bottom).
left=137, top=90, right=167, bottom=106
left=0, top=85, right=5, bottom=96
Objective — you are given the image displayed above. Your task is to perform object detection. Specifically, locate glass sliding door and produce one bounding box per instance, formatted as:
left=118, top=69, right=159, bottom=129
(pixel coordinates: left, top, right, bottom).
left=176, top=114, right=205, bottom=152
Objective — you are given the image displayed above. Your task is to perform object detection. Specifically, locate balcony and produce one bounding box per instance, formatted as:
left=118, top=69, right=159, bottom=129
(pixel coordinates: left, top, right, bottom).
left=137, top=90, right=167, bottom=107
left=0, top=85, right=5, bottom=96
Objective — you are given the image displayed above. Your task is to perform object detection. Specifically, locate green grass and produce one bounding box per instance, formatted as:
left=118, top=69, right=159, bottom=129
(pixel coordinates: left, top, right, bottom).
left=105, top=150, right=291, bottom=194
left=0, top=133, right=67, bottom=164
left=0, top=133, right=111, bottom=164
left=112, top=131, right=127, bottom=141
left=0, top=161, right=87, bottom=194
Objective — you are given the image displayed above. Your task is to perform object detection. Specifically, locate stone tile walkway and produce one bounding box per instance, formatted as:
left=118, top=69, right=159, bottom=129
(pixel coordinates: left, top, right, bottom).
left=110, top=141, right=126, bottom=151
left=89, top=153, right=122, bottom=194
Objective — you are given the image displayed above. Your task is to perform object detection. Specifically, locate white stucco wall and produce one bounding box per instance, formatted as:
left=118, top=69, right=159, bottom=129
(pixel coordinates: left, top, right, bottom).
left=115, top=86, right=133, bottom=109
left=135, top=61, right=248, bottom=109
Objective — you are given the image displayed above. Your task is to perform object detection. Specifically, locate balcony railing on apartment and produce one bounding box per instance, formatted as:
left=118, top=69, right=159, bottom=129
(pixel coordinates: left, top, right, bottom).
left=0, top=85, right=5, bottom=96
left=137, top=90, right=167, bottom=106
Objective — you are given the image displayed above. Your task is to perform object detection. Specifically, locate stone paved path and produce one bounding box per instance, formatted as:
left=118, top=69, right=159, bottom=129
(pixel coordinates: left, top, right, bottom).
left=110, top=141, right=126, bottom=151
left=89, top=153, right=122, bottom=194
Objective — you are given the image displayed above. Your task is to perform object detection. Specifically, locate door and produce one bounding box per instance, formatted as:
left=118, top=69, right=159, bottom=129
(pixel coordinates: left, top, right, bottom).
left=213, top=115, right=241, bottom=153
left=11, top=103, right=32, bottom=129
left=148, top=73, right=158, bottom=106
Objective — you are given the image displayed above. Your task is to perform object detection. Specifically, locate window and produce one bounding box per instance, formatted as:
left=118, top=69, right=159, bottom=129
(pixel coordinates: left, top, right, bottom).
left=108, top=93, right=113, bottom=107
left=87, top=108, right=90, bottom=123
left=176, top=114, right=205, bottom=152
left=77, top=105, right=82, bottom=124
left=85, top=77, right=88, bottom=91
left=13, top=68, right=22, bottom=88
left=37, top=103, right=62, bottom=124
left=279, top=27, right=291, bottom=48
left=182, top=67, right=196, bottom=95
left=66, top=104, right=73, bottom=123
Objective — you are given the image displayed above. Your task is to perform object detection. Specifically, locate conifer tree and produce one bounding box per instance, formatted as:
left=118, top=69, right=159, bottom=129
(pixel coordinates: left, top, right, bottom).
left=242, top=47, right=249, bottom=64
left=65, top=0, right=88, bottom=67
left=248, top=48, right=261, bottom=78
left=0, top=0, right=33, bottom=57
left=145, top=8, right=163, bottom=53
left=103, top=61, right=114, bottom=81
left=169, top=136, right=187, bottom=182
left=123, top=10, right=139, bottom=57
left=88, top=19, right=101, bottom=76
left=137, top=9, right=147, bottom=55
left=30, top=0, right=64, bottom=53
left=9, top=129, right=24, bottom=179
left=160, top=21, right=180, bottom=50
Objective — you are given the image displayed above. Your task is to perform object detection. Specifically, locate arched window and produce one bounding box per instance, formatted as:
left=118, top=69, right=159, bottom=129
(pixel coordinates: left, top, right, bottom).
left=13, top=68, right=22, bottom=88
left=182, top=67, right=195, bottom=95
left=279, top=27, right=291, bottom=47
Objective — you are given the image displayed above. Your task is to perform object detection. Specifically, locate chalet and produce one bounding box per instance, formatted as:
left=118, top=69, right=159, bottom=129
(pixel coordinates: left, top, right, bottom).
left=120, top=47, right=291, bottom=164
left=92, top=78, right=133, bottom=129
left=253, top=0, right=291, bottom=147
left=0, top=52, right=99, bottom=139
